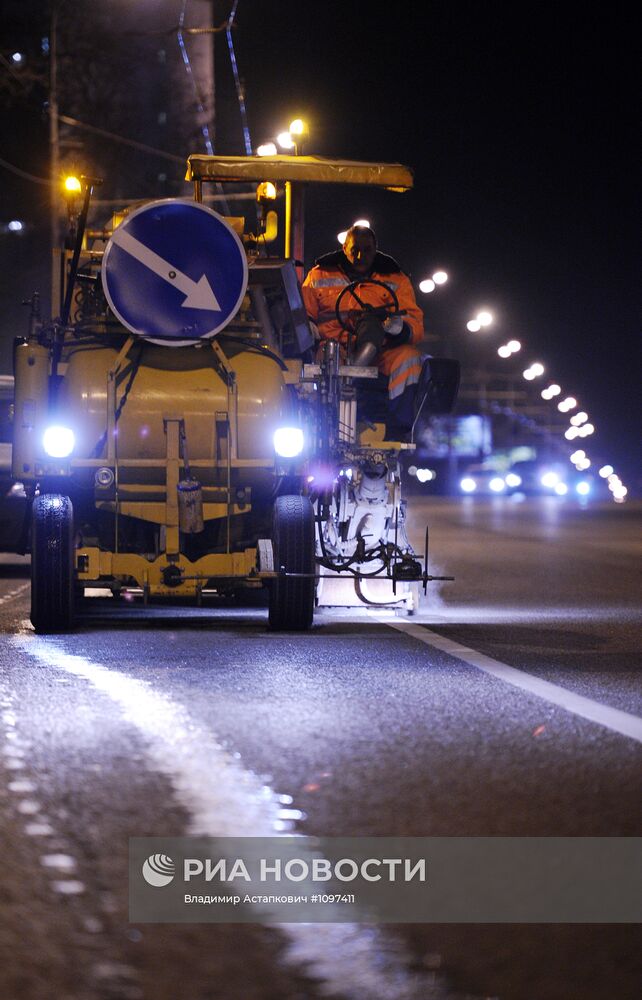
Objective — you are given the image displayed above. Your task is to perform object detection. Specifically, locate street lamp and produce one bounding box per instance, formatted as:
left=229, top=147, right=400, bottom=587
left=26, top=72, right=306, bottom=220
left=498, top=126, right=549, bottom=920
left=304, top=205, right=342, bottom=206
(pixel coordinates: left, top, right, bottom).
left=467, top=310, right=493, bottom=332
left=276, top=131, right=295, bottom=150
left=420, top=270, right=448, bottom=294
left=498, top=340, right=520, bottom=358
left=274, top=118, right=309, bottom=156
left=272, top=119, right=309, bottom=267
left=288, top=118, right=309, bottom=155
left=337, top=218, right=371, bottom=244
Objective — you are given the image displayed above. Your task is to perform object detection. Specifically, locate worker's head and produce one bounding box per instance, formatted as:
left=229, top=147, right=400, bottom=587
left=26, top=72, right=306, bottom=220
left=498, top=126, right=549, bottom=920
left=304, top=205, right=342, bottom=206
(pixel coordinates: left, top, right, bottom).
left=343, top=225, right=377, bottom=274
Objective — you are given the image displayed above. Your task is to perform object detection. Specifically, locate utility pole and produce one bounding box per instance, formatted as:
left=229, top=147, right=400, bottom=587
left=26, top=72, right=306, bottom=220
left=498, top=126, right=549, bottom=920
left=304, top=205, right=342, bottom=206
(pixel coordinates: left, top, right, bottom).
left=49, top=1, right=60, bottom=254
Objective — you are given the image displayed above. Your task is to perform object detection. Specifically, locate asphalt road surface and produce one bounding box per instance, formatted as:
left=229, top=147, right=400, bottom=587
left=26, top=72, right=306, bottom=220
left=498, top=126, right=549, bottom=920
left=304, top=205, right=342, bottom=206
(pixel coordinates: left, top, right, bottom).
left=0, top=497, right=640, bottom=1000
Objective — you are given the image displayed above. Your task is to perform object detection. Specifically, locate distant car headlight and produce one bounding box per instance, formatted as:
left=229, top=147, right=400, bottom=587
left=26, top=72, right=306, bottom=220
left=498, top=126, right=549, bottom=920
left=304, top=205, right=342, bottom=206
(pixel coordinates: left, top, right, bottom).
left=273, top=426, right=304, bottom=458
left=540, top=471, right=559, bottom=489
left=505, top=473, right=522, bottom=488
left=460, top=477, right=476, bottom=493
left=555, top=482, right=568, bottom=495
left=576, top=481, right=591, bottom=496
left=489, top=477, right=505, bottom=492
left=42, top=425, right=75, bottom=458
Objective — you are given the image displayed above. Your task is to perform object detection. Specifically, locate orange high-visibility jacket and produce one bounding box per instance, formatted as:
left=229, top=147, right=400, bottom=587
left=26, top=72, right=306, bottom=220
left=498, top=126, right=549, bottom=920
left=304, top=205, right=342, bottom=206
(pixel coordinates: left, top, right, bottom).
left=301, top=251, right=424, bottom=346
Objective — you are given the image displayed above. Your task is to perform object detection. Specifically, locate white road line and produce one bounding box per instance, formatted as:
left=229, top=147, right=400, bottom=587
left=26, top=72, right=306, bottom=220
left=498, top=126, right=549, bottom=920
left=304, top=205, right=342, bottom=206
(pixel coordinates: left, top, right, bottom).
left=0, top=583, right=30, bottom=607
left=384, top=620, right=642, bottom=744
left=12, top=636, right=443, bottom=1000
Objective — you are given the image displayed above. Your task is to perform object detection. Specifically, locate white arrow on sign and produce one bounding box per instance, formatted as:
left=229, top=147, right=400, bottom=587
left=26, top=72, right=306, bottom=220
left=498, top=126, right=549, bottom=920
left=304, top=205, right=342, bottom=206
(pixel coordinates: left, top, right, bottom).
left=110, top=227, right=221, bottom=311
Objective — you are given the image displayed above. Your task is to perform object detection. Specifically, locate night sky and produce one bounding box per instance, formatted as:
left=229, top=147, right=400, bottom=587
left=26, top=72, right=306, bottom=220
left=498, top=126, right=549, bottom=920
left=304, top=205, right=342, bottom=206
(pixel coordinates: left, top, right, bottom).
left=1, top=2, right=639, bottom=482
left=232, top=3, right=639, bottom=482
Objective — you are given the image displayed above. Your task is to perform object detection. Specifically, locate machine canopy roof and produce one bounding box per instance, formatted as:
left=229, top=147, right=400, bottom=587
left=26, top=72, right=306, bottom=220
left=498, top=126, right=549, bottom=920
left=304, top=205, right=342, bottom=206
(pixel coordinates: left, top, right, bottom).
left=186, top=155, right=413, bottom=191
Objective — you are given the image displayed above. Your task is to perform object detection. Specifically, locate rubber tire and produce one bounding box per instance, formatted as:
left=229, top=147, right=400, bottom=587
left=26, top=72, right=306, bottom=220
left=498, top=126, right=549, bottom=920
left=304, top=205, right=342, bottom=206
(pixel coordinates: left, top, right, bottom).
left=268, top=495, right=315, bottom=631
left=31, top=494, right=75, bottom=634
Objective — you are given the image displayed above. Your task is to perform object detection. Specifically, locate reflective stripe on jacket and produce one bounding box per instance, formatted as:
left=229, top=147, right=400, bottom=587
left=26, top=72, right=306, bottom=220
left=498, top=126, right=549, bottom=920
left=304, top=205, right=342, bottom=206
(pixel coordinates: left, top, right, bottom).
left=379, top=344, right=423, bottom=399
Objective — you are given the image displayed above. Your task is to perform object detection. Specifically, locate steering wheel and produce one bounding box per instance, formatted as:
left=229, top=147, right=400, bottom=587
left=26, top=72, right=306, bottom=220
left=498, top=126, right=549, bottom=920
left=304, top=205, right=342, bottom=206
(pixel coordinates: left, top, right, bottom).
left=334, top=279, right=400, bottom=335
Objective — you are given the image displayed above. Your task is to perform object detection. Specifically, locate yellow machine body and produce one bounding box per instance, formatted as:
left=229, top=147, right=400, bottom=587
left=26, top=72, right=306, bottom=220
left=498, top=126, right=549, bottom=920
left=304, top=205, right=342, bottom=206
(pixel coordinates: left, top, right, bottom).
left=19, top=154, right=431, bottom=627
left=12, top=341, right=50, bottom=481
left=52, top=336, right=294, bottom=598
left=60, top=341, right=289, bottom=469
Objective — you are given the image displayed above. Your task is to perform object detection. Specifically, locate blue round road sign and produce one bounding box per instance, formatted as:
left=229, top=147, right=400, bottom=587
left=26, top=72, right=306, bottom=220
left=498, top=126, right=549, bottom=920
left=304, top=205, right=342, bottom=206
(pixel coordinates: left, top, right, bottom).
left=102, top=199, right=248, bottom=345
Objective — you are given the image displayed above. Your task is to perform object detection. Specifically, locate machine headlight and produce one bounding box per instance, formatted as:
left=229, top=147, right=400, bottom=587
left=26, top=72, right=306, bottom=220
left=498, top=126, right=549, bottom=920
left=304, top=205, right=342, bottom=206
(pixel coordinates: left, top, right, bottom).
left=43, top=425, right=75, bottom=458
left=576, top=481, right=591, bottom=496
left=273, top=427, right=304, bottom=458
left=460, top=477, right=476, bottom=493
left=555, top=482, right=568, bottom=495
left=489, top=477, right=505, bottom=493
left=505, top=473, right=522, bottom=488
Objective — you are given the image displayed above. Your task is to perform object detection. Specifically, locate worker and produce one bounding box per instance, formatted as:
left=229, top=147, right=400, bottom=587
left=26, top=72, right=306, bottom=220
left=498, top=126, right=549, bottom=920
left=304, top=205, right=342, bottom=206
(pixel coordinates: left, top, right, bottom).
left=302, top=225, right=427, bottom=435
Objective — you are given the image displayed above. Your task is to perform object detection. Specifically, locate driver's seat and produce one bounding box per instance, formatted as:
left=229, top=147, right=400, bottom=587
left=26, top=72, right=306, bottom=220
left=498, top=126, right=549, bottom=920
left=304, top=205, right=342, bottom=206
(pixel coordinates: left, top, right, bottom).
left=356, top=372, right=389, bottom=425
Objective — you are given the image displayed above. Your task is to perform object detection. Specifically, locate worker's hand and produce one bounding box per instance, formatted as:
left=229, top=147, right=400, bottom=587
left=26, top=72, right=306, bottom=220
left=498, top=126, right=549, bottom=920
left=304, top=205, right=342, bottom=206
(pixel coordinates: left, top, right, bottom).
left=383, top=315, right=404, bottom=335
left=383, top=316, right=412, bottom=345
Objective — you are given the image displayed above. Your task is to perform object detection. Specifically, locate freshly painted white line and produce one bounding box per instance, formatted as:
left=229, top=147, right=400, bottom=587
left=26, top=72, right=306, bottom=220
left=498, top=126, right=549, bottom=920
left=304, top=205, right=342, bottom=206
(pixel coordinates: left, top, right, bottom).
left=25, top=822, right=55, bottom=837
left=13, top=636, right=281, bottom=837
left=13, top=636, right=441, bottom=1000
left=41, top=854, right=77, bottom=872
left=0, top=583, right=30, bottom=607
left=16, top=799, right=40, bottom=815
left=8, top=779, right=36, bottom=793
left=51, top=880, right=85, bottom=895
left=385, top=621, right=642, bottom=744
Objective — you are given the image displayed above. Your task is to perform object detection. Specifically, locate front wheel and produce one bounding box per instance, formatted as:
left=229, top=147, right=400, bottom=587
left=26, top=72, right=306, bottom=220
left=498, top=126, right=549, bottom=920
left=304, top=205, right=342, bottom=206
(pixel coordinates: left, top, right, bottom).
left=31, top=494, right=75, bottom=634
left=268, top=495, right=315, bottom=631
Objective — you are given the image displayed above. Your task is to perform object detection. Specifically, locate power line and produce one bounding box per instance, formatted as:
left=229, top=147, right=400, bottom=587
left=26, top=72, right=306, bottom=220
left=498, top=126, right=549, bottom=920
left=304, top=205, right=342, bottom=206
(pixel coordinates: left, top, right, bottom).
left=57, top=114, right=184, bottom=164
left=0, top=113, right=185, bottom=190
left=226, top=1, right=253, bottom=156
left=0, top=155, right=51, bottom=186
left=177, top=0, right=215, bottom=156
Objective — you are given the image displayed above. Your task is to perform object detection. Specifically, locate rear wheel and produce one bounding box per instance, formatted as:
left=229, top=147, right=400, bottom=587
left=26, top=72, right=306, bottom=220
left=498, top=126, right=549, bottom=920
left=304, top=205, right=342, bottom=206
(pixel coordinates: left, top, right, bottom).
left=31, top=494, right=75, bottom=634
left=268, top=495, right=315, bottom=631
